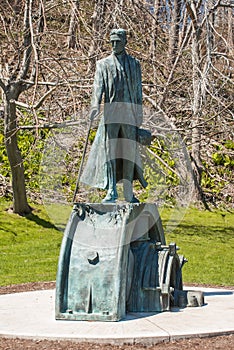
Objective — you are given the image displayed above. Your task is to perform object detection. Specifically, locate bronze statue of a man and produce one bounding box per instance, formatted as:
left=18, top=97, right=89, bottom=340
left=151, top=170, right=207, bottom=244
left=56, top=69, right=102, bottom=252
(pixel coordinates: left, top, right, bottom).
left=81, top=28, right=147, bottom=203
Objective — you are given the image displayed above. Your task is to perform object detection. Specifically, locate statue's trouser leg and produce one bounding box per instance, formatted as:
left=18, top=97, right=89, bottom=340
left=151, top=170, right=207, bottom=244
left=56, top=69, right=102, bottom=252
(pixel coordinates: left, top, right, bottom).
left=120, top=125, right=137, bottom=201
left=106, top=123, right=120, bottom=198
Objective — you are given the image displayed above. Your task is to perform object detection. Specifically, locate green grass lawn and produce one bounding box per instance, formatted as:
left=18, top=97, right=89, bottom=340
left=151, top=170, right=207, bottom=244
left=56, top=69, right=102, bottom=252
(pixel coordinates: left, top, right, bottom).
left=0, top=198, right=233, bottom=287
left=0, top=199, right=63, bottom=286
left=162, top=207, right=234, bottom=286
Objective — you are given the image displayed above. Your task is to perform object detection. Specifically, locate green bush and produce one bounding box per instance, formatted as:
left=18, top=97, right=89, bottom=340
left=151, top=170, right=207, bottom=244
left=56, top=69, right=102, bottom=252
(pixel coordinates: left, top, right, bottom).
left=0, top=126, right=48, bottom=195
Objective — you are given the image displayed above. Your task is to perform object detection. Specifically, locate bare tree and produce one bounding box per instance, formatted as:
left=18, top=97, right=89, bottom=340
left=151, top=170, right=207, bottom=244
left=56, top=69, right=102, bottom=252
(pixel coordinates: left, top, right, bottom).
left=0, top=0, right=233, bottom=210
left=168, top=0, right=183, bottom=65
left=0, top=0, right=37, bottom=214
left=0, top=0, right=95, bottom=212
left=88, top=0, right=107, bottom=71
left=185, top=0, right=206, bottom=203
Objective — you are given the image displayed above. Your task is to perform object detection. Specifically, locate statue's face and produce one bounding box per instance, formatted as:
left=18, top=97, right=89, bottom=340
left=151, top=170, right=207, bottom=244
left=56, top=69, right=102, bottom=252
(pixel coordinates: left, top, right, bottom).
left=111, top=40, right=125, bottom=55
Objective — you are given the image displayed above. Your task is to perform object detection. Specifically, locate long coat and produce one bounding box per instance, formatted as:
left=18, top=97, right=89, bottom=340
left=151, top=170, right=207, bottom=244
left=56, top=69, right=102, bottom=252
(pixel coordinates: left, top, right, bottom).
left=80, top=52, right=147, bottom=190
left=90, top=53, right=143, bottom=127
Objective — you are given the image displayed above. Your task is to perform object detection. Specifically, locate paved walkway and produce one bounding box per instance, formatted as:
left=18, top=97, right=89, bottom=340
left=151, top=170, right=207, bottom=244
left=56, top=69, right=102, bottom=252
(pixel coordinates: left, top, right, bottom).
left=0, top=287, right=233, bottom=345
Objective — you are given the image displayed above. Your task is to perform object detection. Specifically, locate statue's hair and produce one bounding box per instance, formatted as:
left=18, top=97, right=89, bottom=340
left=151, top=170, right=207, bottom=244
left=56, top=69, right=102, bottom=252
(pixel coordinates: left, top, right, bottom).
left=110, top=28, right=127, bottom=43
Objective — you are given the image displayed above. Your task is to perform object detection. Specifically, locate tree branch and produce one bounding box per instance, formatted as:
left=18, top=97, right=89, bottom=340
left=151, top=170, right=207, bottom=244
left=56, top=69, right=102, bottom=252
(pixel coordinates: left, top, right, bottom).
left=18, top=0, right=32, bottom=81
left=0, top=78, right=6, bottom=92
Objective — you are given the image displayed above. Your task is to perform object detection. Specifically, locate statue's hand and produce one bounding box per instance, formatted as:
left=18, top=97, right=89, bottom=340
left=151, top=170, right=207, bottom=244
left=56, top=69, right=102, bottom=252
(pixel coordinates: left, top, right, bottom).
left=90, top=109, right=99, bottom=121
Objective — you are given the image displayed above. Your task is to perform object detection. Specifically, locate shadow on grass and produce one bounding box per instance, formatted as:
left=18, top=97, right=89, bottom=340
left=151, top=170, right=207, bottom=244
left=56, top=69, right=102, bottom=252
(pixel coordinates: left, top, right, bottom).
left=166, top=223, right=234, bottom=237
left=25, top=212, right=58, bottom=230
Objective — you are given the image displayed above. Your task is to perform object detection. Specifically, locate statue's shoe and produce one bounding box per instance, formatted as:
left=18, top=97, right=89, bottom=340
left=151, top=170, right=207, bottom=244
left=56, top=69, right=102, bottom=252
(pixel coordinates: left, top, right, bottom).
left=102, top=190, right=118, bottom=203
left=102, top=197, right=116, bottom=203
left=129, top=196, right=139, bottom=203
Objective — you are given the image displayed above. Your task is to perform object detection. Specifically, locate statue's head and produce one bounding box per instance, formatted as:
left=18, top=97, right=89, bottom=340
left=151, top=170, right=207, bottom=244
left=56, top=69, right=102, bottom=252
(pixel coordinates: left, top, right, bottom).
left=110, top=28, right=127, bottom=55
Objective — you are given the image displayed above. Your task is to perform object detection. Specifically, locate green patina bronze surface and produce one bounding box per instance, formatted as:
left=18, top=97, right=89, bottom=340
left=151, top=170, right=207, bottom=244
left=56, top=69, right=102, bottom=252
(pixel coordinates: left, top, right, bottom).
left=55, top=203, right=186, bottom=321
left=55, top=29, right=202, bottom=322
left=80, top=28, right=147, bottom=203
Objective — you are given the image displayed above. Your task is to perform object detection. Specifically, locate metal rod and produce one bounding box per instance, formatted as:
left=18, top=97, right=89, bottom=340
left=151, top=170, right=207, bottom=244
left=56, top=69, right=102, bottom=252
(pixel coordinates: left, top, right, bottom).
left=73, top=119, right=93, bottom=202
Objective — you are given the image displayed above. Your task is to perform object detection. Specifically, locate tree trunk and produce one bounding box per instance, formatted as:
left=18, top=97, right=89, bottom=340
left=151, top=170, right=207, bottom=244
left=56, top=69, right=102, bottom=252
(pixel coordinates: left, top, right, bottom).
left=88, top=0, right=107, bottom=71
left=149, top=0, right=160, bottom=89
left=227, top=7, right=234, bottom=76
left=67, top=0, right=79, bottom=49
left=191, top=31, right=203, bottom=193
left=186, top=0, right=209, bottom=209
left=4, top=88, right=31, bottom=215
left=190, top=42, right=209, bottom=209
left=168, top=0, right=181, bottom=65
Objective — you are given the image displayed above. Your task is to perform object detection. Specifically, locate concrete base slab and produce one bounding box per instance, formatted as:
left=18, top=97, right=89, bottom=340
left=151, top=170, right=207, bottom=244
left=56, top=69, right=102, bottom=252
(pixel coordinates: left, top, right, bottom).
left=0, top=287, right=233, bottom=345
